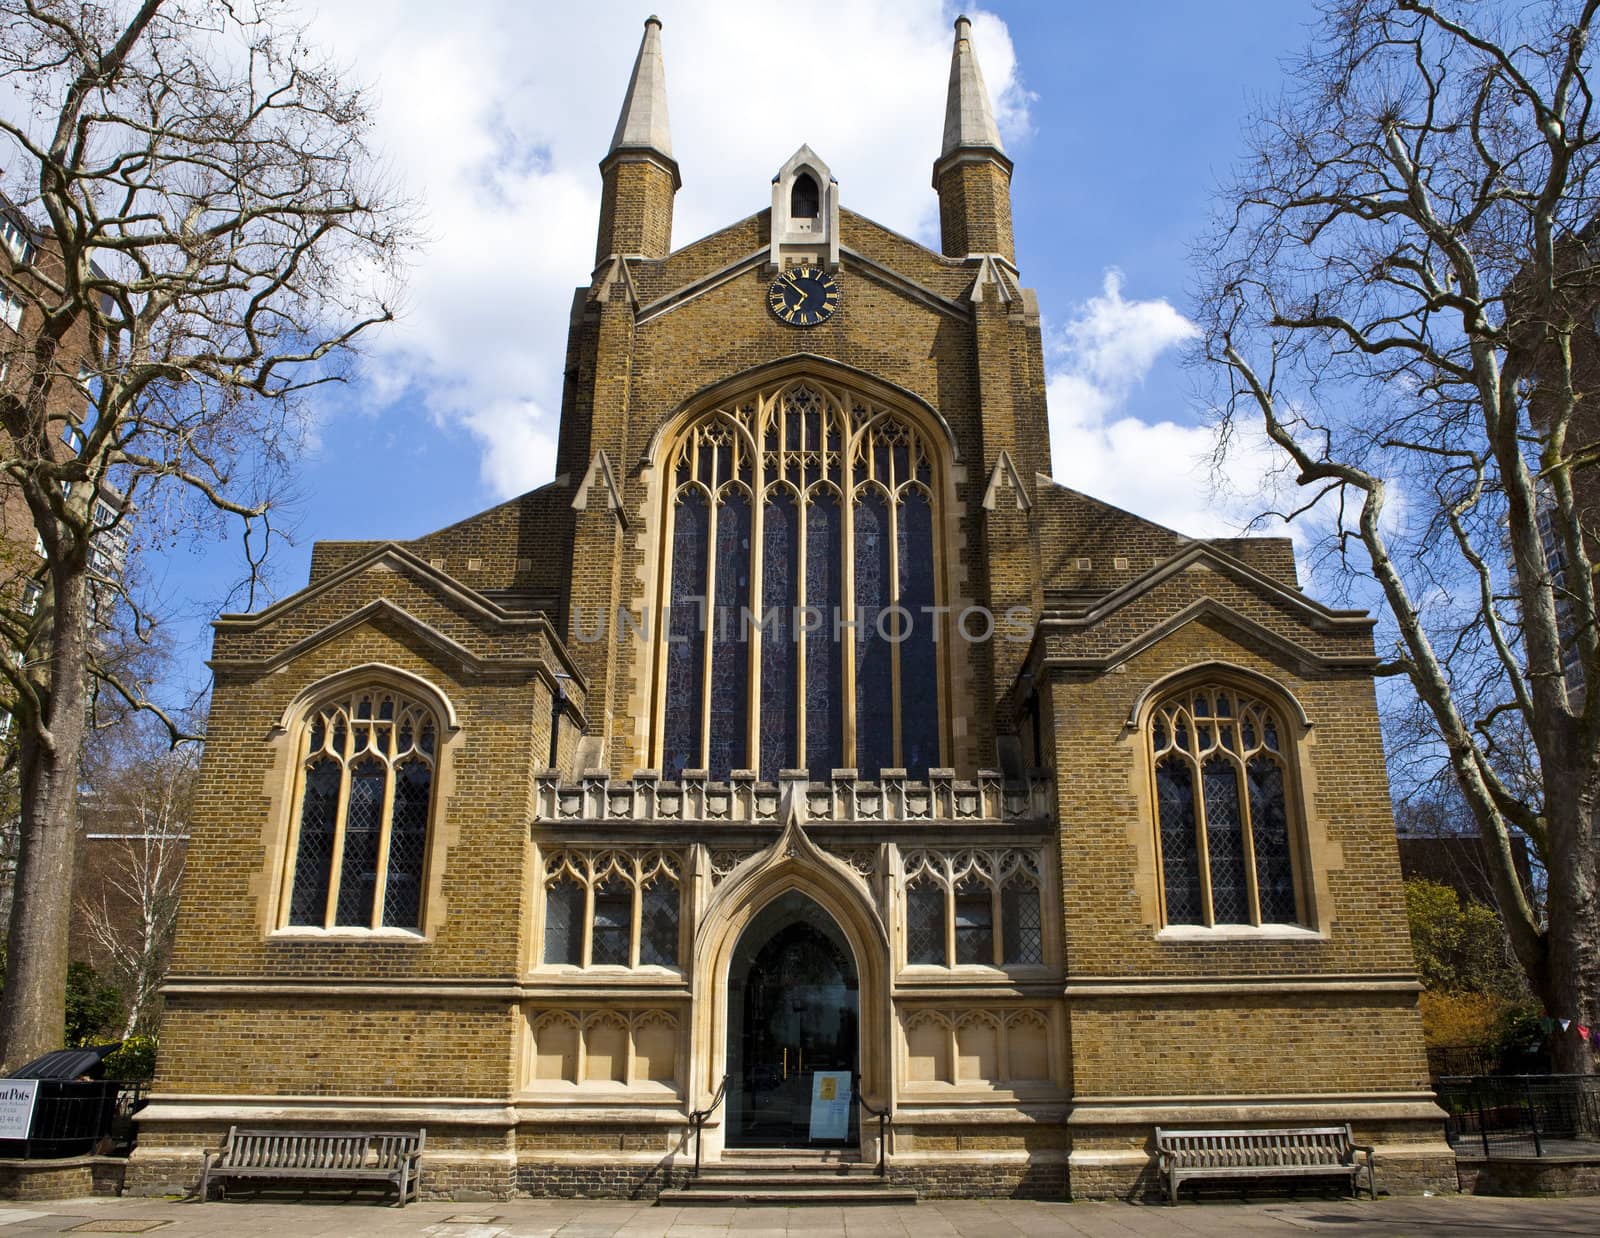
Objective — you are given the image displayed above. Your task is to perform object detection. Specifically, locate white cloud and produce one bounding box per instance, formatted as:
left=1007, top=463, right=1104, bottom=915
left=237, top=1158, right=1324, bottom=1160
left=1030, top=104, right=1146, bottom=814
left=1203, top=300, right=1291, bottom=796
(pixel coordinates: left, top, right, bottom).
left=300, top=1, right=1029, bottom=500
left=1045, top=269, right=1285, bottom=540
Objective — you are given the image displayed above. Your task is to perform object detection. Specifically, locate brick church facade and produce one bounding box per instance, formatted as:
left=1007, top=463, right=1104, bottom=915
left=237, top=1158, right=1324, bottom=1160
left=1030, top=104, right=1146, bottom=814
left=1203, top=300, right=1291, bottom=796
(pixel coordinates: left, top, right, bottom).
left=129, top=17, right=1455, bottom=1200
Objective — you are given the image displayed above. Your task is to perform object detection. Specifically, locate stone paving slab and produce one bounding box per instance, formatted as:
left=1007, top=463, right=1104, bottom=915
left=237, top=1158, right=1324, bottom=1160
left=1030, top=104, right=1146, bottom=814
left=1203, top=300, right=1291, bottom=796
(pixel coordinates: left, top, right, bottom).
left=0, top=1195, right=1598, bottom=1237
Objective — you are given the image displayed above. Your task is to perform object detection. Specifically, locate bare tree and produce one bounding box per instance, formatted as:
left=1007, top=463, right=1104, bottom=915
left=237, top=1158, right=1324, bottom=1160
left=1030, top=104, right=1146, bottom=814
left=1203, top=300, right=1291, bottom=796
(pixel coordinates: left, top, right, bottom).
left=77, top=723, right=193, bottom=1037
left=1199, top=0, right=1600, bottom=1069
left=0, top=0, right=409, bottom=1066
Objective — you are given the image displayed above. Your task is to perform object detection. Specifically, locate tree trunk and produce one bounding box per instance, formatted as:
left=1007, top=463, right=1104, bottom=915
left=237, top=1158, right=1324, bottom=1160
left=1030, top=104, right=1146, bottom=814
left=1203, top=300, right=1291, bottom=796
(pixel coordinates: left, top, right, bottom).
left=1542, top=791, right=1600, bottom=1074
left=0, top=568, right=91, bottom=1071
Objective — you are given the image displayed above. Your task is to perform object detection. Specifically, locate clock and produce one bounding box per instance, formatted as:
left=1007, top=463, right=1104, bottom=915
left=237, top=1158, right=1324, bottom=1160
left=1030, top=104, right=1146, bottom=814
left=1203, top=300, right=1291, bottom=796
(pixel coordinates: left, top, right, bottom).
left=767, top=265, right=839, bottom=326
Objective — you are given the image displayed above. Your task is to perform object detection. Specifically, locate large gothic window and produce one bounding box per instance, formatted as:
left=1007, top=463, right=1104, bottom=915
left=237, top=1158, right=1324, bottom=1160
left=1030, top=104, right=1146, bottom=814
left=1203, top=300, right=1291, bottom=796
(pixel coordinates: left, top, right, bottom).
left=659, top=381, right=942, bottom=779
left=1150, top=683, right=1302, bottom=927
left=284, top=687, right=437, bottom=932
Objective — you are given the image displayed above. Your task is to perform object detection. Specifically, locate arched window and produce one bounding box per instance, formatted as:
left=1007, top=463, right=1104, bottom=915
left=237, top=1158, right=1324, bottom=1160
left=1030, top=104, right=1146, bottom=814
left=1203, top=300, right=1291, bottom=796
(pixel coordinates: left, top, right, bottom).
left=541, top=850, right=683, bottom=969
left=901, top=849, right=1044, bottom=968
left=658, top=380, right=943, bottom=779
left=790, top=171, right=820, bottom=219
left=285, top=687, right=437, bottom=932
left=1150, top=683, right=1301, bottom=926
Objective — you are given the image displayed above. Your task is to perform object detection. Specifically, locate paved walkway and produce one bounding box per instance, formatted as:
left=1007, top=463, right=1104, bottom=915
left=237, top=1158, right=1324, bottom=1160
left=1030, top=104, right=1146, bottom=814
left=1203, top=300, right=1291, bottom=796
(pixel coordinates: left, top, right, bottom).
left=1, top=1195, right=1599, bottom=1237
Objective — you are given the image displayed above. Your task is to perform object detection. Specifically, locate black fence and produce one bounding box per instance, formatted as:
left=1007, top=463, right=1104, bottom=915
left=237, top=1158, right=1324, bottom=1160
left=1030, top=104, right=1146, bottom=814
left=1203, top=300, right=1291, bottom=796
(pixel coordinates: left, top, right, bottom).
left=1437, top=1074, right=1600, bottom=1158
left=0, top=1080, right=132, bottom=1159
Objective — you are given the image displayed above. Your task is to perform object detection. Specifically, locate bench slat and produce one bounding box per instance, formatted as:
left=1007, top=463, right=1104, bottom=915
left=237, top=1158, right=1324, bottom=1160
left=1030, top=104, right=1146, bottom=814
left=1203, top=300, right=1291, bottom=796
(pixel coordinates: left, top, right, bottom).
left=201, top=1127, right=424, bottom=1207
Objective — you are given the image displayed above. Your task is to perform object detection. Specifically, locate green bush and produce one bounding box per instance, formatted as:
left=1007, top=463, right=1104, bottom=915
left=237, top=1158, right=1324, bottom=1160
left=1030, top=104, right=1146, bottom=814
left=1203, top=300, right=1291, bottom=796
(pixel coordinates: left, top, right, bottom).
left=102, top=1035, right=157, bottom=1082
left=65, top=961, right=124, bottom=1046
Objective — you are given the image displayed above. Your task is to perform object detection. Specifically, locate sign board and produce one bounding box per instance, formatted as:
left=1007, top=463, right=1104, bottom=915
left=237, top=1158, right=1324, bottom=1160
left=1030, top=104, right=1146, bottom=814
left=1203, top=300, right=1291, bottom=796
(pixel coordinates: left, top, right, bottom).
left=808, top=1070, right=852, bottom=1141
left=0, top=1079, right=39, bottom=1140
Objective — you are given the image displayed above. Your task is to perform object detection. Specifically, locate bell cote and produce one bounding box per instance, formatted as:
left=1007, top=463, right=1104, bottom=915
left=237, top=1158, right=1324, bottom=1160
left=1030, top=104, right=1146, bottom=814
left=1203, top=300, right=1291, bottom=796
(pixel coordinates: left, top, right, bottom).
left=770, top=146, right=840, bottom=271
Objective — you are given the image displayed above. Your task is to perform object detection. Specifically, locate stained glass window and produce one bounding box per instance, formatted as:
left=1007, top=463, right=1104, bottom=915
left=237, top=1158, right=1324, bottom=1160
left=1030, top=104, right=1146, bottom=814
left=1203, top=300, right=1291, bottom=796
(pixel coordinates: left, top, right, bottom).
left=288, top=760, right=339, bottom=926
left=640, top=878, right=680, bottom=967
left=897, top=489, right=939, bottom=774
left=541, top=852, right=682, bottom=971
left=805, top=492, right=843, bottom=776
left=760, top=492, right=800, bottom=779
left=854, top=489, right=893, bottom=777
left=906, top=880, right=945, bottom=965
left=543, top=877, right=584, bottom=966
left=954, top=875, right=994, bottom=965
left=658, top=382, right=943, bottom=778
left=1248, top=756, right=1297, bottom=922
left=663, top=491, right=708, bottom=778
left=1149, top=684, right=1302, bottom=927
left=1156, top=758, right=1203, bottom=925
left=286, top=687, right=440, bottom=932
left=590, top=878, right=631, bottom=966
left=1001, top=874, right=1043, bottom=965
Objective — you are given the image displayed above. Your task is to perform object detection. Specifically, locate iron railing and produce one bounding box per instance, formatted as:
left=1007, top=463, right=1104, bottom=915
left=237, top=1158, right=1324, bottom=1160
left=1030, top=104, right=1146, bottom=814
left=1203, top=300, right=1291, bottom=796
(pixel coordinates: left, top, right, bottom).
left=852, top=1074, right=890, bottom=1177
left=688, top=1074, right=728, bottom=1179
left=0, top=1079, right=121, bottom=1159
left=1437, top=1074, right=1600, bottom=1158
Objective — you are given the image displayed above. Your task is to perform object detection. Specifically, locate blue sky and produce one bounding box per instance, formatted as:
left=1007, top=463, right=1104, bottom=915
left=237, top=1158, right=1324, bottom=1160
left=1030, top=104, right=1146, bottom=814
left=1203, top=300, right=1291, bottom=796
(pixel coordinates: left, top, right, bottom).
left=141, top=1, right=1320, bottom=705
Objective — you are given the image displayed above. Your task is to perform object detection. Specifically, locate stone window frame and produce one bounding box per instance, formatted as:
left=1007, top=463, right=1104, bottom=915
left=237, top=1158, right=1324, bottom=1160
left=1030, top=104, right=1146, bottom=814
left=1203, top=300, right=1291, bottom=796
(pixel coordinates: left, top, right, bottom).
left=268, top=668, right=459, bottom=940
left=901, top=1007, right=1056, bottom=1089
left=1142, top=675, right=1314, bottom=932
left=537, top=848, right=685, bottom=972
left=264, top=664, right=460, bottom=942
left=648, top=375, right=956, bottom=780
left=523, top=1007, right=682, bottom=1092
left=898, top=848, right=1047, bottom=972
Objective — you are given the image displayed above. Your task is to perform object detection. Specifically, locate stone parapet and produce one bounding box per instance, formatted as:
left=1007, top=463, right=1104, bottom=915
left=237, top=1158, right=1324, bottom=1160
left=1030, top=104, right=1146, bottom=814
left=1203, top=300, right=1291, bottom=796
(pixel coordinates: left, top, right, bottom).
left=535, top=768, right=1053, bottom=825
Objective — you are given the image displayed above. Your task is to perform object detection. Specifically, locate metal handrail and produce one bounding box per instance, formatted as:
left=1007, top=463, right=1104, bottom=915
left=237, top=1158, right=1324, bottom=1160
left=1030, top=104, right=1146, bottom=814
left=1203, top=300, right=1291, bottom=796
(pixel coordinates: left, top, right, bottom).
left=688, top=1074, right=729, bottom=1179
left=852, top=1074, right=890, bottom=1178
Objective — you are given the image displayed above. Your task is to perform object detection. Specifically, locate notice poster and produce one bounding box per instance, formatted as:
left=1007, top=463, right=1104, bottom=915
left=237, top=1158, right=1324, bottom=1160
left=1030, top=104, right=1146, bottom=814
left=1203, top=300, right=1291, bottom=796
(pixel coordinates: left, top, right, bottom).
left=0, top=1080, right=38, bottom=1140
left=808, top=1070, right=852, bottom=1141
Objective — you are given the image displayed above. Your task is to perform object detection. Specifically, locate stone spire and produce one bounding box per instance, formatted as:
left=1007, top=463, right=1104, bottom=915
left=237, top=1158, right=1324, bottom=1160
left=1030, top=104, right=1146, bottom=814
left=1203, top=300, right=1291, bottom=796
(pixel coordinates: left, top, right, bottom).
left=932, top=15, right=1015, bottom=262
left=940, top=15, right=1005, bottom=161
left=609, top=15, right=674, bottom=163
left=595, top=16, right=679, bottom=265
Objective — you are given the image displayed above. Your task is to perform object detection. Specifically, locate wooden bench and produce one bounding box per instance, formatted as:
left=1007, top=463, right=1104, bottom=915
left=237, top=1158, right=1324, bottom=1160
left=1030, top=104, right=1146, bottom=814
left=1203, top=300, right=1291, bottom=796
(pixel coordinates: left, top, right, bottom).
left=1154, top=1125, right=1375, bottom=1204
left=199, top=1126, right=425, bottom=1206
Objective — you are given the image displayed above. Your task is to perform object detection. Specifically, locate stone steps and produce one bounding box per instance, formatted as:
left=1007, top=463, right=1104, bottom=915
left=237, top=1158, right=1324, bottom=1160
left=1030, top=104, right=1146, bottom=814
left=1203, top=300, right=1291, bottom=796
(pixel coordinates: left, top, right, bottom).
left=659, top=1156, right=916, bottom=1206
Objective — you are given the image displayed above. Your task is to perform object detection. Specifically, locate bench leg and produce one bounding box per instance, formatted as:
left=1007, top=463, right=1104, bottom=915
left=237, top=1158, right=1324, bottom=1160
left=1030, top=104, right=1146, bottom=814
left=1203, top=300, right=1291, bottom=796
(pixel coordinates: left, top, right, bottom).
left=1168, top=1170, right=1178, bottom=1205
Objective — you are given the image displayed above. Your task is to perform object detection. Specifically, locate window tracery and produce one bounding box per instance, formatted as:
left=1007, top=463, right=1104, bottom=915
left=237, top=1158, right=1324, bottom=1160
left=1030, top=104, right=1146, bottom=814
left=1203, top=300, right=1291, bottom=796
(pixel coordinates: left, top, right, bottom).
left=1149, top=683, right=1301, bottom=927
left=541, top=850, right=683, bottom=969
left=900, top=849, right=1044, bottom=968
left=284, top=687, right=437, bottom=932
left=659, top=380, right=943, bottom=780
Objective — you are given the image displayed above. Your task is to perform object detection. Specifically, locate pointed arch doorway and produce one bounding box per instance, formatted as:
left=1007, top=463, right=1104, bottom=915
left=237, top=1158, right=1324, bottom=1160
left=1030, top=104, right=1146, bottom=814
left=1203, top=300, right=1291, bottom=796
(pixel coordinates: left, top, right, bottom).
left=726, top=890, right=860, bottom=1148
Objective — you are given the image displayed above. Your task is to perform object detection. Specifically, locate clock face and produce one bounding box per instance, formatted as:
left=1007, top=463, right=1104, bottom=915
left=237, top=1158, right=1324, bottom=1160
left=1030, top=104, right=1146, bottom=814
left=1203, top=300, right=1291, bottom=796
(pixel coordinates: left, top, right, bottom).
left=767, top=265, right=839, bottom=326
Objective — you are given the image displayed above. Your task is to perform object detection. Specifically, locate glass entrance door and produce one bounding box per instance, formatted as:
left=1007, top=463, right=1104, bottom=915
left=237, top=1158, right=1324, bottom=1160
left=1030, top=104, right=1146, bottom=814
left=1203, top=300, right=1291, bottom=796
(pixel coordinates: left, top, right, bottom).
left=726, top=891, right=859, bottom=1148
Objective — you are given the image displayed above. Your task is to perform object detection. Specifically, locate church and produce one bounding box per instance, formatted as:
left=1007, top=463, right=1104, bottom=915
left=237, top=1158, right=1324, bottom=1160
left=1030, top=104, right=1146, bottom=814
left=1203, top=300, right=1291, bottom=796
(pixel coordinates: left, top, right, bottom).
left=128, top=17, right=1455, bottom=1201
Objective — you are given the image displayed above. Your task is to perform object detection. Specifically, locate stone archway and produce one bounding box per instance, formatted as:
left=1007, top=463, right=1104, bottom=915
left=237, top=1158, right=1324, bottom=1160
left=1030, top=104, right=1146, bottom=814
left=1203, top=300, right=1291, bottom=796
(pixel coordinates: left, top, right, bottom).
left=690, top=795, right=891, bottom=1163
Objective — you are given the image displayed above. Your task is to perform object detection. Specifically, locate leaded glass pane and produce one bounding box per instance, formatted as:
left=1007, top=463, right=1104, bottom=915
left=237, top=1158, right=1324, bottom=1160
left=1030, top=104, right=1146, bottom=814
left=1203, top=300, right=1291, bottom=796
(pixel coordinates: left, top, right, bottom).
left=639, top=879, right=680, bottom=968
left=382, top=759, right=430, bottom=930
left=708, top=492, right=751, bottom=777
left=897, top=489, right=939, bottom=775
left=289, top=759, right=340, bottom=926
left=591, top=880, right=631, bottom=966
left=854, top=489, right=893, bottom=776
left=663, top=492, right=709, bottom=777
left=543, top=878, right=584, bottom=965
left=760, top=492, right=800, bottom=779
left=954, top=877, right=994, bottom=965
left=1156, top=756, right=1203, bottom=925
left=1248, top=755, right=1297, bottom=923
left=1203, top=756, right=1249, bottom=924
left=805, top=492, right=843, bottom=777
left=907, top=882, right=945, bottom=965
left=1002, top=878, right=1043, bottom=965
left=335, top=757, right=385, bottom=927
